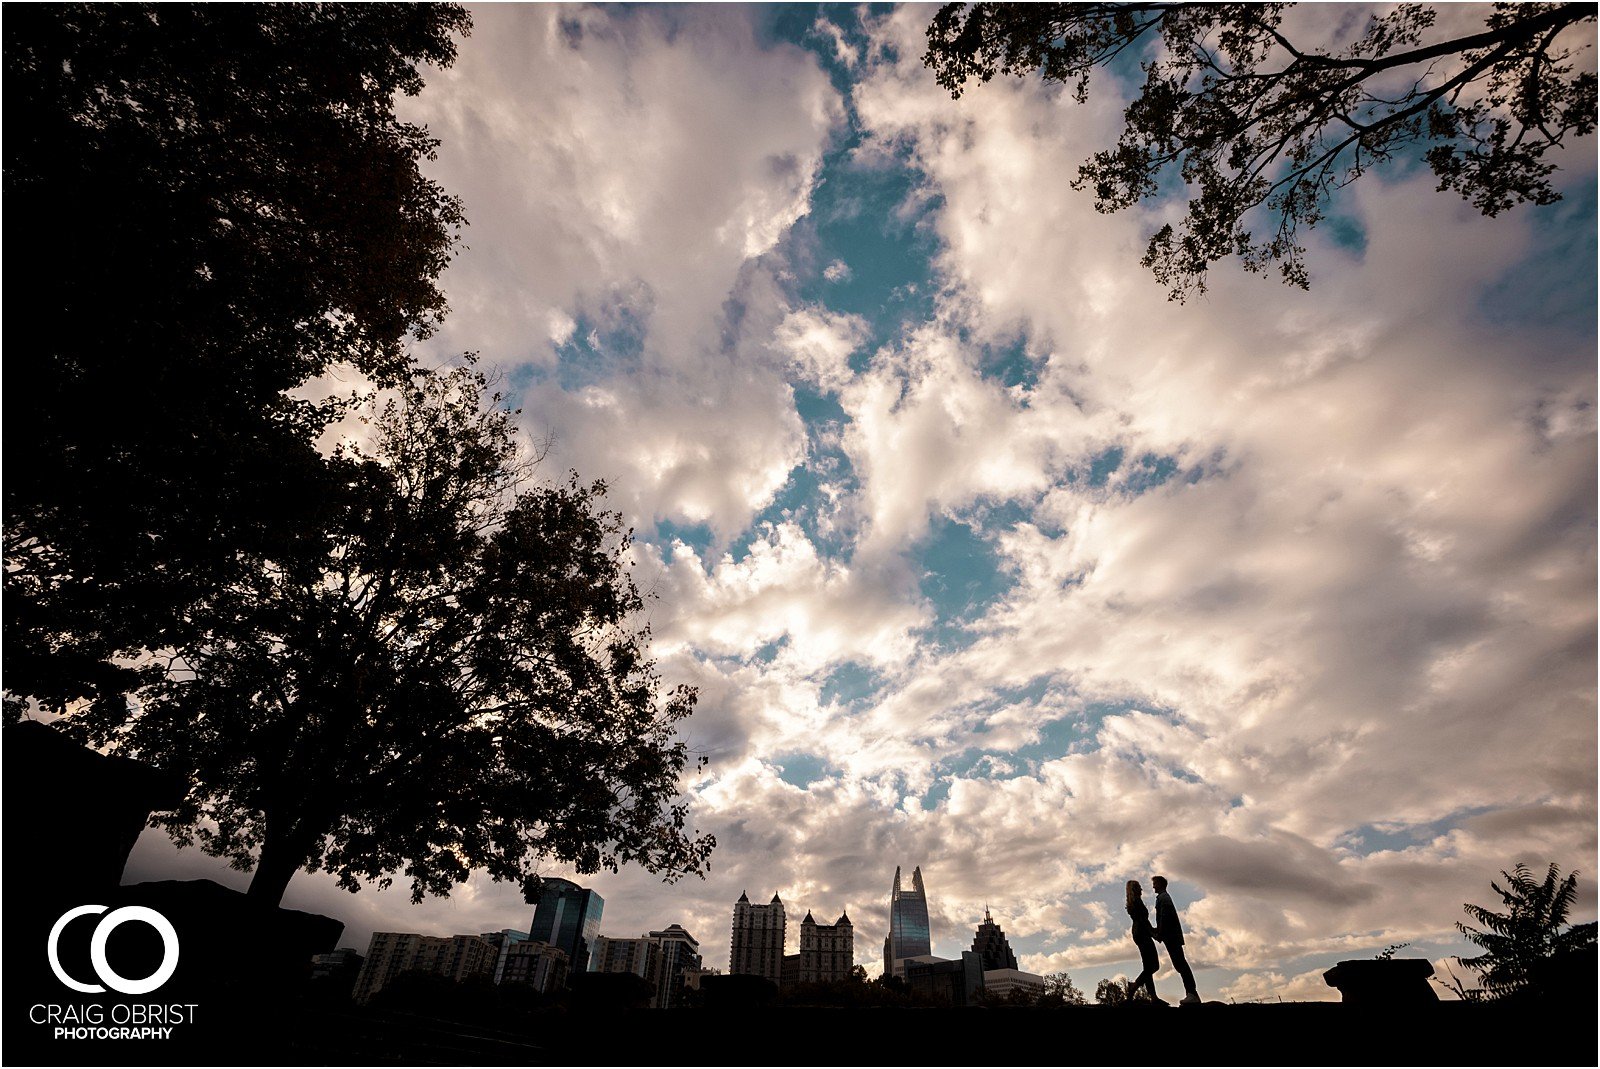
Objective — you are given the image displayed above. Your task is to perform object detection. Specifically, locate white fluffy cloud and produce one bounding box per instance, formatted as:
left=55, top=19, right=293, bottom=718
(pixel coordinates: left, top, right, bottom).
left=811, top=2, right=1597, bottom=990
left=399, top=6, right=843, bottom=538
left=405, top=6, right=840, bottom=368
left=126, top=6, right=1593, bottom=998
left=772, top=306, right=870, bottom=394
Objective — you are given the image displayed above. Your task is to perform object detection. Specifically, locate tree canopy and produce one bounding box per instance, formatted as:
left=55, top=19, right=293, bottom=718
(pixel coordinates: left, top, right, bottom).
left=1454, top=861, right=1597, bottom=1000
left=75, top=367, right=714, bottom=906
left=924, top=2, right=1597, bottom=298
left=7, top=4, right=715, bottom=909
left=1040, top=970, right=1089, bottom=1005
left=4, top=3, right=469, bottom=715
left=1093, top=975, right=1134, bottom=1004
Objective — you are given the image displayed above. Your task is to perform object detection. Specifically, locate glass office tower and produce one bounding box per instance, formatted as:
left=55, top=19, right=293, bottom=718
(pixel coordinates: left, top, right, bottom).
left=527, top=878, right=604, bottom=975
left=884, top=865, right=932, bottom=978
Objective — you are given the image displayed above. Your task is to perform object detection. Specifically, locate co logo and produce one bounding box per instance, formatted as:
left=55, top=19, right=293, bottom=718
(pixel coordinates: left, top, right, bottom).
left=47, top=905, right=180, bottom=995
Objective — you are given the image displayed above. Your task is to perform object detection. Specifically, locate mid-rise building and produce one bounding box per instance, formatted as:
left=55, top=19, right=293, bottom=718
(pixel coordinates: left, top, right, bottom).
left=441, top=934, right=495, bottom=988
left=527, top=878, right=604, bottom=975
left=592, top=934, right=662, bottom=980
left=682, top=965, right=719, bottom=995
left=352, top=932, right=497, bottom=1003
left=797, top=909, right=854, bottom=983
left=309, top=947, right=365, bottom=996
left=499, top=939, right=569, bottom=994
left=481, top=928, right=529, bottom=984
left=883, top=865, right=932, bottom=978
left=650, top=924, right=702, bottom=1009
left=969, top=907, right=1019, bottom=970
left=592, top=926, right=703, bottom=1008
left=982, top=967, right=1045, bottom=1001
left=729, top=891, right=786, bottom=983
left=354, top=932, right=422, bottom=1002
left=905, top=951, right=984, bottom=1007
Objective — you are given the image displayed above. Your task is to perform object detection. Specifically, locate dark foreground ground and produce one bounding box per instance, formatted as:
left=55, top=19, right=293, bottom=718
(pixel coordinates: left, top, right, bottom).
left=8, top=998, right=1596, bottom=1067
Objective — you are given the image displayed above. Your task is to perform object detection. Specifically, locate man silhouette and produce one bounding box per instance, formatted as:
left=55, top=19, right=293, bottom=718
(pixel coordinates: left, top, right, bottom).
left=1151, top=875, right=1201, bottom=1005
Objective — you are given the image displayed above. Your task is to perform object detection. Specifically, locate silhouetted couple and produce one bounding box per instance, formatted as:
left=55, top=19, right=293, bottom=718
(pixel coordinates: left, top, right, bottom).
left=1125, top=876, right=1201, bottom=1005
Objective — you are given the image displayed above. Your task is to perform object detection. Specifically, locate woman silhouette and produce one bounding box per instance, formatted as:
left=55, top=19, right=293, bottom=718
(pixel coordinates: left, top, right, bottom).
left=1125, top=879, right=1163, bottom=1003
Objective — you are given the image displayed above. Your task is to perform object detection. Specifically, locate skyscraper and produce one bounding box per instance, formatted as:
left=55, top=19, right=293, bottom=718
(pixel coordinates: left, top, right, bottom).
left=969, top=906, right=1019, bottom=971
left=883, top=865, right=932, bottom=978
left=527, top=877, right=604, bottom=975
left=729, top=890, right=786, bottom=983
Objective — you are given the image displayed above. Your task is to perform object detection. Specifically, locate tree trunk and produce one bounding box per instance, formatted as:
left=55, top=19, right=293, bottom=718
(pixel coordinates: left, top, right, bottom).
left=247, top=823, right=307, bottom=906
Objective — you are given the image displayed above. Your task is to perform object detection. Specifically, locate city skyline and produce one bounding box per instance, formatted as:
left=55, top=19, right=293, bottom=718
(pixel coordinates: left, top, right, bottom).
left=122, top=3, right=1596, bottom=1005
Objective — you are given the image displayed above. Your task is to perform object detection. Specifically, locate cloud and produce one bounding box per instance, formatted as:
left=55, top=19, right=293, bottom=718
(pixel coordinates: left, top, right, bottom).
left=644, top=521, right=925, bottom=676
left=1220, top=967, right=1338, bottom=1004
left=1163, top=832, right=1379, bottom=908
left=839, top=323, right=1070, bottom=558
left=122, top=5, right=1594, bottom=998
left=805, top=1, right=1593, bottom=982
left=811, top=16, right=860, bottom=70
left=404, top=6, right=841, bottom=368
left=399, top=6, right=844, bottom=538
left=772, top=306, right=870, bottom=394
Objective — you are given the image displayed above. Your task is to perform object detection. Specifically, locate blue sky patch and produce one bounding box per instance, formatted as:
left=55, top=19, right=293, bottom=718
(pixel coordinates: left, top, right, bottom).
left=1337, top=806, right=1499, bottom=855
left=1088, top=446, right=1124, bottom=488
left=776, top=752, right=831, bottom=789
left=652, top=517, right=715, bottom=561
left=979, top=333, right=1044, bottom=392
left=1324, top=212, right=1368, bottom=256
left=1480, top=178, right=1598, bottom=338
left=819, top=662, right=888, bottom=708
left=916, top=515, right=1011, bottom=628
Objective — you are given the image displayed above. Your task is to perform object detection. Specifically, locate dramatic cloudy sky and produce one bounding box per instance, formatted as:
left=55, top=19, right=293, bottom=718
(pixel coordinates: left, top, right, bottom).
left=128, top=3, right=1597, bottom=1002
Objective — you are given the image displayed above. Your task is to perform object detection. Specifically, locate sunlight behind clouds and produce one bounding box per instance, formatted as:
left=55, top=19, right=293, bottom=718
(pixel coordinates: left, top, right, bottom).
left=128, top=3, right=1595, bottom=1001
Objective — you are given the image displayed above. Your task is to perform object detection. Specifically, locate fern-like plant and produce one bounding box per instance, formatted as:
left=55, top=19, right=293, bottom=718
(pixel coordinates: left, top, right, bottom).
left=1455, top=862, right=1597, bottom=1000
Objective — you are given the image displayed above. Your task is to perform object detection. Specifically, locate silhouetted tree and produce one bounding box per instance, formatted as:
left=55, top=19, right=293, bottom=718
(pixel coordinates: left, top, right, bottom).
left=924, top=3, right=1596, bottom=298
left=1094, top=975, right=1135, bottom=1004
left=372, top=970, right=493, bottom=1020
left=779, top=972, right=908, bottom=1008
left=571, top=971, right=655, bottom=1011
left=1453, top=861, right=1597, bottom=1001
left=74, top=367, right=713, bottom=905
left=4, top=4, right=469, bottom=716
left=1040, top=970, right=1089, bottom=1005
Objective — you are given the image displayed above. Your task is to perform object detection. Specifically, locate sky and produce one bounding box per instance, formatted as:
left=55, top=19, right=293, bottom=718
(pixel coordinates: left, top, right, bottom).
left=126, top=3, right=1597, bottom=1003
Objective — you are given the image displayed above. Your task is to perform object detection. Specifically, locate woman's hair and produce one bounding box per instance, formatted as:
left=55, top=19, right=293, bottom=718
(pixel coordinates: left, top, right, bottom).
left=1125, top=879, right=1142, bottom=910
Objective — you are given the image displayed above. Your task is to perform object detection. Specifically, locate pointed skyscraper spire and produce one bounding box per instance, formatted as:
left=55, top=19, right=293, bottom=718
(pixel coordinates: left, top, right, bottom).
left=885, top=863, right=932, bottom=980
left=738, top=890, right=749, bottom=902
